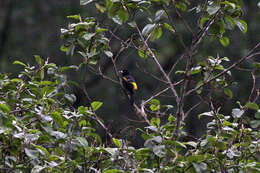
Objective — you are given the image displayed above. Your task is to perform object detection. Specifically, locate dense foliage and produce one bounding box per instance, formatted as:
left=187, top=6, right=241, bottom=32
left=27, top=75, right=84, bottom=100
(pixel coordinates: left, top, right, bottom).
left=0, top=0, right=260, bottom=172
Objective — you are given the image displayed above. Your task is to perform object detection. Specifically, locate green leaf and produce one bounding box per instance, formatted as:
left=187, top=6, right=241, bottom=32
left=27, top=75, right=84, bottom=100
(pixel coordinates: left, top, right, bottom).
left=221, top=1, right=236, bottom=9
left=40, top=68, right=44, bottom=80
left=223, top=16, right=235, bottom=30
left=95, top=3, right=106, bottom=13
left=104, top=51, right=113, bottom=57
left=25, top=148, right=38, bottom=159
left=128, top=21, right=137, bottom=28
left=117, top=9, right=129, bottom=23
left=189, top=66, right=202, bottom=75
left=59, top=65, right=79, bottom=72
left=0, top=104, right=10, bottom=114
left=222, top=57, right=230, bottom=61
left=34, top=145, right=50, bottom=157
left=87, top=57, right=99, bottom=65
left=165, top=140, right=187, bottom=149
left=31, top=165, right=46, bottom=173
left=104, top=169, right=124, bottom=173
left=148, top=99, right=160, bottom=105
left=175, top=70, right=185, bottom=74
left=151, top=117, right=160, bottom=127
left=198, top=111, right=214, bottom=119
left=207, top=4, right=220, bottom=15
left=144, top=136, right=162, bottom=148
left=232, top=108, right=244, bottom=118
left=150, top=104, right=160, bottom=111
left=60, top=45, right=68, bottom=52
left=224, top=88, right=233, bottom=98
left=185, top=141, right=198, bottom=148
left=153, top=145, right=166, bottom=157
left=154, top=10, right=165, bottom=22
left=255, top=110, right=260, bottom=119
left=77, top=137, right=88, bottom=148
left=253, top=62, right=260, bottom=69
left=187, top=155, right=205, bottom=162
left=250, top=120, right=260, bottom=128
left=168, top=114, right=176, bottom=122
left=67, top=15, right=81, bottom=20
left=200, top=17, right=210, bottom=28
left=246, top=102, right=259, bottom=110
left=83, top=33, right=96, bottom=41
left=148, top=99, right=160, bottom=111
left=91, top=101, right=103, bottom=111
left=175, top=2, right=187, bottom=11
left=96, top=28, right=107, bottom=34
left=138, top=169, right=154, bottom=173
left=145, top=126, right=158, bottom=132
left=103, top=148, right=118, bottom=156
left=80, top=0, right=94, bottom=5
left=142, top=24, right=156, bottom=36
left=34, top=55, right=44, bottom=65
left=163, top=23, right=175, bottom=32
left=51, top=111, right=63, bottom=127
left=138, top=49, right=150, bottom=59
left=112, top=16, right=123, bottom=25
left=13, top=60, right=27, bottom=67
left=214, top=65, right=224, bottom=71
left=192, top=162, right=207, bottom=172
left=150, top=26, right=162, bottom=41
left=112, top=138, right=121, bottom=148
left=234, top=19, right=247, bottom=33
left=219, top=37, right=230, bottom=47
left=64, top=94, right=77, bottom=103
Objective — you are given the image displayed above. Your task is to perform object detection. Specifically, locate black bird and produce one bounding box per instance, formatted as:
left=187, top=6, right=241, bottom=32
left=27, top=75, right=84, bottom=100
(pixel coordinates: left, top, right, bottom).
left=119, top=70, right=138, bottom=105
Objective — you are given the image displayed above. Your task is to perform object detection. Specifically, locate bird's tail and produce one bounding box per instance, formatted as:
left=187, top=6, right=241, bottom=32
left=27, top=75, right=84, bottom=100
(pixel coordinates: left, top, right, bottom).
left=129, top=93, right=135, bottom=105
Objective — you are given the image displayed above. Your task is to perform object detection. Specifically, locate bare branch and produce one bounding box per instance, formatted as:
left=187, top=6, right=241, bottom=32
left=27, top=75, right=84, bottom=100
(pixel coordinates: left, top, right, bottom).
left=173, top=6, right=194, bottom=37
left=184, top=98, right=204, bottom=120
left=163, top=5, right=187, bottom=49
left=186, top=47, right=260, bottom=96
left=136, top=63, right=168, bottom=84
left=80, top=84, right=113, bottom=139
left=142, top=87, right=170, bottom=107
left=136, top=24, right=180, bottom=103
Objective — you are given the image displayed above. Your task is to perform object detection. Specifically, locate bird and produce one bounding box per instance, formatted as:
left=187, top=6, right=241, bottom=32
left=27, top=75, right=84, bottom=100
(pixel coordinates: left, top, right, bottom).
left=119, top=69, right=138, bottom=105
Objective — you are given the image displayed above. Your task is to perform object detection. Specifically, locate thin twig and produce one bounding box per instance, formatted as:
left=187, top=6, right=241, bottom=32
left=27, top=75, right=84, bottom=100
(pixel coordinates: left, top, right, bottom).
left=186, top=49, right=260, bottom=96
left=81, top=84, right=113, bottom=139
left=136, top=63, right=168, bottom=84
left=248, top=71, right=256, bottom=102
left=142, top=87, right=170, bottom=107
left=184, top=99, right=203, bottom=120
left=136, top=24, right=180, bottom=102
left=173, top=6, right=194, bottom=37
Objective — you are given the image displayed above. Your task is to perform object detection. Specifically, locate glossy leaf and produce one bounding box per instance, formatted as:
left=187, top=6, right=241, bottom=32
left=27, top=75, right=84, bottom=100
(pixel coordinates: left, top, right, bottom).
left=80, top=0, right=94, bottom=5
left=142, top=24, right=156, bottom=36
left=234, top=19, right=247, bottom=33
left=232, top=108, right=244, bottom=118
left=112, top=138, right=121, bottom=148
left=207, top=4, right=220, bottom=15
left=246, top=102, right=259, bottom=110
left=224, top=88, right=233, bottom=98
left=91, top=101, right=103, bottom=111
left=219, top=37, right=230, bottom=47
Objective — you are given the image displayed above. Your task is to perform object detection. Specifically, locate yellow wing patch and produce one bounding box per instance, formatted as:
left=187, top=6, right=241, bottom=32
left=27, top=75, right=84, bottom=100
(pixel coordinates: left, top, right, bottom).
left=131, top=82, right=138, bottom=90
left=123, top=77, right=127, bottom=81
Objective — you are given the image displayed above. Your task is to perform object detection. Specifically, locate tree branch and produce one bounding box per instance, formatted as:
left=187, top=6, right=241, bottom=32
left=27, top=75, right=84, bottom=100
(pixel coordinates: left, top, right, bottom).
left=186, top=45, right=260, bottom=96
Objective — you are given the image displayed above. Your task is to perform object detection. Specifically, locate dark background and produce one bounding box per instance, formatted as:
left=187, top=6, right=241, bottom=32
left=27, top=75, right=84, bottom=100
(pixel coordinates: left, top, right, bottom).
left=1, top=0, right=259, bottom=145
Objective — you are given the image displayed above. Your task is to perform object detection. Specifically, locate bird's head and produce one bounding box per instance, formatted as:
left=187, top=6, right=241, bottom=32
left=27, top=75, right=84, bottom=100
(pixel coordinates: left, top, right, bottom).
left=119, top=69, right=129, bottom=76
